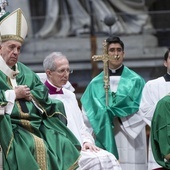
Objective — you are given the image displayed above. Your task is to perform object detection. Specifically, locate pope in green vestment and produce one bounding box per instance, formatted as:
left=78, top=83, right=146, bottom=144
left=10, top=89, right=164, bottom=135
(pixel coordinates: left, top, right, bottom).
left=81, top=66, right=145, bottom=159
left=0, top=62, right=81, bottom=170
left=151, top=94, right=170, bottom=169
left=0, top=8, right=80, bottom=170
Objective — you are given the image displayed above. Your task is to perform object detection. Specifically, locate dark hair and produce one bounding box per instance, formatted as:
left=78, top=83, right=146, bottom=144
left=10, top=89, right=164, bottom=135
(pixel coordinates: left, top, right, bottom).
left=106, top=36, right=124, bottom=51
left=164, top=48, right=170, bottom=61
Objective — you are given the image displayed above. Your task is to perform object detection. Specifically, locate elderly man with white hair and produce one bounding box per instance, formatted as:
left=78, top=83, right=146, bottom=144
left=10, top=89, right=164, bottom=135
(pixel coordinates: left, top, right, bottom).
left=0, top=8, right=81, bottom=170
left=43, top=51, right=122, bottom=170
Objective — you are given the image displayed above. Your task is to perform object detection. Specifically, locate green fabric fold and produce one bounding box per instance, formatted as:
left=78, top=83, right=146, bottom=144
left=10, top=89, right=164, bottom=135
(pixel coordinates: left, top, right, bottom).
left=151, top=94, right=170, bottom=169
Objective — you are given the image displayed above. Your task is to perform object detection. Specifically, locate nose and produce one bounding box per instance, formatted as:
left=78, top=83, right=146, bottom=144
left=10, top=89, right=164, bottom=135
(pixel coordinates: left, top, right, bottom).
left=114, top=50, right=119, bottom=56
left=13, top=48, right=20, bottom=54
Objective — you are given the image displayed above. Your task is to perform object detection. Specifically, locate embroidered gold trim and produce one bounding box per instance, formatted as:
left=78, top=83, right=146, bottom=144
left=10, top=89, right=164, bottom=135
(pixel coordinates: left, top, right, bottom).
left=16, top=101, right=29, bottom=117
left=32, top=134, right=47, bottom=170
left=1, top=35, right=24, bottom=43
left=68, top=156, right=80, bottom=170
left=6, top=134, right=14, bottom=157
left=31, top=95, right=46, bottom=114
left=7, top=77, right=12, bottom=88
left=16, top=101, right=33, bottom=132
left=31, top=95, right=67, bottom=120
left=16, top=9, right=21, bottom=39
left=48, top=111, right=67, bottom=120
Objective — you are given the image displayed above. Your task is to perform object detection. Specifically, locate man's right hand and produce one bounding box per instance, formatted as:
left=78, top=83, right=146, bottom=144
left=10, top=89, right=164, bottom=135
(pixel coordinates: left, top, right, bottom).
left=14, top=85, right=32, bottom=101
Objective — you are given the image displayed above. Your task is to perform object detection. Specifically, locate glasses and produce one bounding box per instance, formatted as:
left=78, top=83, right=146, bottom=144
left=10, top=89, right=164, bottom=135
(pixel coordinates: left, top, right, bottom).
left=55, top=68, right=73, bottom=75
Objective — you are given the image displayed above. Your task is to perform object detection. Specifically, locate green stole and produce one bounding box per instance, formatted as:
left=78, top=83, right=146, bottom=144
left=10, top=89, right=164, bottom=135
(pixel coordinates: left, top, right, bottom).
left=81, top=66, right=145, bottom=159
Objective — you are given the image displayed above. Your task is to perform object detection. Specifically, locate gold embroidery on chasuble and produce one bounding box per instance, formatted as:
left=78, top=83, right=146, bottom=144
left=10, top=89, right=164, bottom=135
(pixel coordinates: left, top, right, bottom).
left=16, top=103, right=47, bottom=170
left=16, top=101, right=33, bottom=132
left=5, top=78, right=16, bottom=157
left=32, top=96, right=67, bottom=119
left=16, top=97, right=47, bottom=169
left=32, top=134, right=47, bottom=170
left=7, top=78, right=13, bottom=88
left=6, top=135, right=14, bottom=157
left=68, top=157, right=80, bottom=170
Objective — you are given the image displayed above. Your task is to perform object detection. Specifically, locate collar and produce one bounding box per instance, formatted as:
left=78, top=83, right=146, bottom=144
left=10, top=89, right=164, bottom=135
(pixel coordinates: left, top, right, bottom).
left=0, top=55, right=19, bottom=79
left=109, top=65, right=124, bottom=76
left=45, top=80, right=63, bottom=95
left=163, top=73, right=170, bottom=81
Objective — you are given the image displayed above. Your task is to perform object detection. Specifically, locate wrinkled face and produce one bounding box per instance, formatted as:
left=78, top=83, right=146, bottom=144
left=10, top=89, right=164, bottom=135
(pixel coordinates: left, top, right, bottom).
left=108, top=43, right=124, bottom=69
left=164, top=52, right=170, bottom=74
left=0, top=40, right=21, bottom=67
left=46, top=58, right=70, bottom=88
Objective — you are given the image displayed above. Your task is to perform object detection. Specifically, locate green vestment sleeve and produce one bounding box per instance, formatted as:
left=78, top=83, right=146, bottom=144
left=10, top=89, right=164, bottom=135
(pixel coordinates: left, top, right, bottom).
left=151, top=95, right=170, bottom=169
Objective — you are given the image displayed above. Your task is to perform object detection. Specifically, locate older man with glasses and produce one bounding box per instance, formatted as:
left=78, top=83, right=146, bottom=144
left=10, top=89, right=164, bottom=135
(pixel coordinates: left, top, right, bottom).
left=43, top=51, right=122, bottom=170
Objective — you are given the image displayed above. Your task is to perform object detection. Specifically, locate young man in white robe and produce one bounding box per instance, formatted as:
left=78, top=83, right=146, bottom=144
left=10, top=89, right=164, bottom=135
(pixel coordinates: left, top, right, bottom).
left=139, top=48, right=170, bottom=170
left=81, top=36, right=147, bottom=170
left=41, top=52, right=122, bottom=170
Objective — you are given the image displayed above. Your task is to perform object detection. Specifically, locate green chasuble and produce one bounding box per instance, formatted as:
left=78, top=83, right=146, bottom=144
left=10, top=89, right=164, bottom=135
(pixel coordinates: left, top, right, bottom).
left=0, top=62, right=80, bottom=170
left=81, top=66, right=145, bottom=159
left=151, top=94, right=170, bottom=169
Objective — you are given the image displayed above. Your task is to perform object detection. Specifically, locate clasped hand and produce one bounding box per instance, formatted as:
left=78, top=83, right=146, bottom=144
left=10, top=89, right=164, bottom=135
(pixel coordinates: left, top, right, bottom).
left=14, top=85, right=32, bottom=101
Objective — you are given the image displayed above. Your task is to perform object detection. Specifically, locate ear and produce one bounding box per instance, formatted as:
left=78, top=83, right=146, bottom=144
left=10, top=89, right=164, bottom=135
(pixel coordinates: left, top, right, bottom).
left=45, top=69, right=52, bottom=77
left=122, top=51, right=125, bottom=58
left=164, top=60, right=168, bottom=67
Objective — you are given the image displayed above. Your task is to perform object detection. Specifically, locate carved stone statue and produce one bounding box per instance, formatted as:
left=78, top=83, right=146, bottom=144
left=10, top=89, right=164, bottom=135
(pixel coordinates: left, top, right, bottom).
left=35, top=0, right=155, bottom=38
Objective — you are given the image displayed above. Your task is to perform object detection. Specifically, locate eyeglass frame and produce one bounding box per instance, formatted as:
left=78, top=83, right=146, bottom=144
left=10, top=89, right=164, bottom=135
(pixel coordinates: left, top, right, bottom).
left=53, top=68, right=73, bottom=75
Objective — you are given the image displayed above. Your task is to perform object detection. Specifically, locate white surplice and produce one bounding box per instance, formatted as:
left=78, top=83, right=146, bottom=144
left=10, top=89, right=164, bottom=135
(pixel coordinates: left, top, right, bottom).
left=49, top=87, right=122, bottom=170
left=82, top=76, right=147, bottom=170
left=139, top=76, right=170, bottom=170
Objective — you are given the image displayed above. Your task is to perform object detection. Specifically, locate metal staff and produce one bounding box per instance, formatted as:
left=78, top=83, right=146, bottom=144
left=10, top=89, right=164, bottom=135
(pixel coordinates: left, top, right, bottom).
left=92, top=40, right=120, bottom=106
